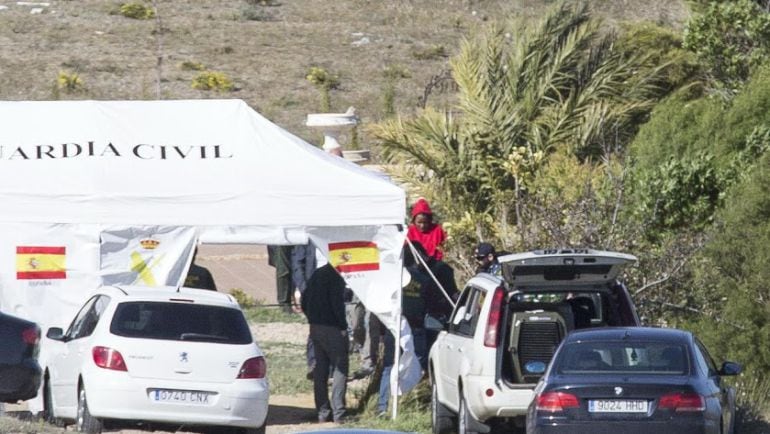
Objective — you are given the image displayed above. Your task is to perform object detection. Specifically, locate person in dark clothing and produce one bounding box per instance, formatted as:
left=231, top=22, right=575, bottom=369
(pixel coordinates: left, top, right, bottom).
left=268, top=245, right=294, bottom=313
left=184, top=248, right=217, bottom=291
left=404, top=241, right=458, bottom=359
left=291, top=242, right=319, bottom=379
left=474, top=242, right=502, bottom=276
left=301, top=263, right=349, bottom=423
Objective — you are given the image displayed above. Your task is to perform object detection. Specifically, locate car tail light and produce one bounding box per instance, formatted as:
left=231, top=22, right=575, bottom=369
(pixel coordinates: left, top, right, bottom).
left=659, top=392, right=705, bottom=412
left=536, top=391, right=580, bottom=412
left=21, top=326, right=40, bottom=346
left=483, top=286, right=505, bottom=348
left=237, top=356, right=266, bottom=379
left=92, top=346, right=128, bottom=372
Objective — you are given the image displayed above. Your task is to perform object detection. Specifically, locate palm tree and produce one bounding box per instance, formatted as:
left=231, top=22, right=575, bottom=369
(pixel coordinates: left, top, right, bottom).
left=370, top=2, right=665, bottom=241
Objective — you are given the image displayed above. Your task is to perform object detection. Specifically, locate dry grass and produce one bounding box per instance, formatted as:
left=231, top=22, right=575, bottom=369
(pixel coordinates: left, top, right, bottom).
left=0, top=0, right=687, bottom=146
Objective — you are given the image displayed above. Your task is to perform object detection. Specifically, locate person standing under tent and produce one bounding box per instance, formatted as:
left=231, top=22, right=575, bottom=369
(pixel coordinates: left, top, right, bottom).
left=406, top=198, right=447, bottom=261
left=184, top=247, right=217, bottom=291
left=268, top=245, right=294, bottom=313
left=301, top=263, right=349, bottom=424
left=291, top=241, right=321, bottom=380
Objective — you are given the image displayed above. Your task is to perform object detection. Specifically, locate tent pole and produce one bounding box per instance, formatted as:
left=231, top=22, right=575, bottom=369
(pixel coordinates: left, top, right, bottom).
left=391, top=266, right=404, bottom=420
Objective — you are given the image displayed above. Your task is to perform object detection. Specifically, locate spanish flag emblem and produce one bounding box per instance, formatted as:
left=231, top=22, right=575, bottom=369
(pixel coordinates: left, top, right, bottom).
left=328, top=241, right=380, bottom=272
left=16, top=246, right=67, bottom=280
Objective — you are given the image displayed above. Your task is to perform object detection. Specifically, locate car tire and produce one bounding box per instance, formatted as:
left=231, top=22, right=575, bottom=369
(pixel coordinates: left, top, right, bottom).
left=76, top=386, right=103, bottom=434
left=458, top=395, right=480, bottom=434
left=431, top=380, right=454, bottom=434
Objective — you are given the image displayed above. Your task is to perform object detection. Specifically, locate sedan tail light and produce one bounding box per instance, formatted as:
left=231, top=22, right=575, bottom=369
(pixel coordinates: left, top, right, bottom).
left=483, top=286, right=505, bottom=348
left=92, top=346, right=128, bottom=372
left=659, top=392, right=705, bottom=412
left=21, top=326, right=40, bottom=346
left=237, top=356, right=266, bottom=379
left=536, top=391, right=580, bottom=412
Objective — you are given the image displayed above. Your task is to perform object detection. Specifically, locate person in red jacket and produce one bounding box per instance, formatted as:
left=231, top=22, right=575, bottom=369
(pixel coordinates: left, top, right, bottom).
left=407, top=198, right=447, bottom=261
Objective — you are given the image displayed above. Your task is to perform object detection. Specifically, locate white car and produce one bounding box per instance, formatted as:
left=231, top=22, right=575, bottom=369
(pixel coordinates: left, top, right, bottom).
left=428, top=249, right=641, bottom=434
left=42, top=285, right=268, bottom=433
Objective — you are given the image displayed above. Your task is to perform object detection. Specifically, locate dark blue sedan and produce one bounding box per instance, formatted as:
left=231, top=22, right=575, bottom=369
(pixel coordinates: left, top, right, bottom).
left=0, top=311, right=41, bottom=403
left=527, top=327, right=741, bottom=434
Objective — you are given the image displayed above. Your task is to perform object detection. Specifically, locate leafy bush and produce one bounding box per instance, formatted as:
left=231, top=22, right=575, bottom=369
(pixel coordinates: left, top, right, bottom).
left=683, top=0, right=770, bottom=91
left=306, top=66, right=340, bottom=111
left=120, top=2, right=155, bottom=20
left=191, top=70, right=234, bottom=92
left=179, top=61, right=204, bottom=71
left=686, top=151, right=770, bottom=377
left=616, top=22, right=701, bottom=93
left=229, top=288, right=256, bottom=308
left=411, top=44, right=448, bottom=60
left=241, top=5, right=276, bottom=21
left=56, top=71, right=84, bottom=92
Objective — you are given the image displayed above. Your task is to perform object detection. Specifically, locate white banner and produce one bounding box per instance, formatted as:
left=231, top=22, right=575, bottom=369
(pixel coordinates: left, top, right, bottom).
left=100, top=226, right=197, bottom=287
left=308, top=225, right=421, bottom=394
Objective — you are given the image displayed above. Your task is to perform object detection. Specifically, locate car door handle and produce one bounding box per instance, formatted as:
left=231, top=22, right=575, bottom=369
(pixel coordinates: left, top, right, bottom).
left=458, top=347, right=464, bottom=353
left=174, top=368, right=192, bottom=374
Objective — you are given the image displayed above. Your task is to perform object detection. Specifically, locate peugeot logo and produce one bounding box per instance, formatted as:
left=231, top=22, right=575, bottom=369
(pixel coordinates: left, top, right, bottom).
left=614, top=386, right=623, bottom=396
left=180, top=352, right=189, bottom=363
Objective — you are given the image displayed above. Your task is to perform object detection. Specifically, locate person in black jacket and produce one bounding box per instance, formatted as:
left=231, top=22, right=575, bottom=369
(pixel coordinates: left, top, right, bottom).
left=184, top=248, right=217, bottom=291
left=301, top=263, right=349, bottom=423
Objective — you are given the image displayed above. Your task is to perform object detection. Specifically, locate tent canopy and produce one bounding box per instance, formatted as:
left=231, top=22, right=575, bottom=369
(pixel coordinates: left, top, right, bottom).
left=0, top=99, right=405, bottom=230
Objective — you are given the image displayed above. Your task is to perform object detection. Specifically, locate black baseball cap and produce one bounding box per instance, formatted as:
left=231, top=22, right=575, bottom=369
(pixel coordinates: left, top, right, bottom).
left=475, top=242, right=495, bottom=257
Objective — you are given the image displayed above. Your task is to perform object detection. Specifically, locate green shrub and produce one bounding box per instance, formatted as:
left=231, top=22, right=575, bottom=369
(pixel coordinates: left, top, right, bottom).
left=191, top=70, right=234, bottom=92
left=306, top=66, right=340, bottom=112
left=119, top=2, right=155, bottom=20
left=616, top=22, right=701, bottom=93
left=179, top=61, right=205, bottom=71
left=411, top=44, right=448, bottom=60
left=56, top=70, right=84, bottom=92
left=229, top=288, right=256, bottom=308
left=241, top=5, right=276, bottom=21
left=683, top=0, right=770, bottom=90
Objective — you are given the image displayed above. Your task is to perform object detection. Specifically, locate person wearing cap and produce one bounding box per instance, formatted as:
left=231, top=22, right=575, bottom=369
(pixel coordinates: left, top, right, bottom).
left=474, top=242, right=501, bottom=276
left=406, top=198, right=447, bottom=261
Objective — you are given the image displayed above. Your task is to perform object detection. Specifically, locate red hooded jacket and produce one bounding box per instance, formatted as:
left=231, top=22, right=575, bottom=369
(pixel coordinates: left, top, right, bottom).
left=407, top=198, right=447, bottom=261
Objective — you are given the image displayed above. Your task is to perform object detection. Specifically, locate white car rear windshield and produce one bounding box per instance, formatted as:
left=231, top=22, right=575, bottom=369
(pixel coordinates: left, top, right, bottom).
left=110, top=302, right=252, bottom=344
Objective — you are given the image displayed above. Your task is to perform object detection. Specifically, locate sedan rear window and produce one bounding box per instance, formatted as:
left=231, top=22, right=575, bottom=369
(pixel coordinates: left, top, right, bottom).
left=110, top=302, right=252, bottom=344
left=555, top=342, right=689, bottom=375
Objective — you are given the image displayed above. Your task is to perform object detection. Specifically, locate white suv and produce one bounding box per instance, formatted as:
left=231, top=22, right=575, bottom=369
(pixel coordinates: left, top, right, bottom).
left=42, top=285, right=268, bottom=433
left=428, top=249, right=640, bottom=434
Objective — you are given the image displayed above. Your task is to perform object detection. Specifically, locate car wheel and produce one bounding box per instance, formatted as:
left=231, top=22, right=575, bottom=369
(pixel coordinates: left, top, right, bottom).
left=431, top=380, right=454, bottom=434
left=76, top=386, right=103, bottom=433
left=458, top=395, right=479, bottom=434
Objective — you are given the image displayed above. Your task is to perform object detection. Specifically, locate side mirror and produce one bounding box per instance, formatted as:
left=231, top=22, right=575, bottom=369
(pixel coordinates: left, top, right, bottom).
left=719, top=361, right=742, bottom=376
left=46, top=327, right=65, bottom=341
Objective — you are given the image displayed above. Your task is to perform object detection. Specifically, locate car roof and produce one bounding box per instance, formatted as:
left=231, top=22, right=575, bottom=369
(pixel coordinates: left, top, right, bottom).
left=565, top=327, right=692, bottom=345
left=96, top=285, right=239, bottom=308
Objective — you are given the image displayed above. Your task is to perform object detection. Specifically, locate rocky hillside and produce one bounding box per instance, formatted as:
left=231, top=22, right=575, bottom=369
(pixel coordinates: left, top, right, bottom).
left=0, top=0, right=687, bottom=145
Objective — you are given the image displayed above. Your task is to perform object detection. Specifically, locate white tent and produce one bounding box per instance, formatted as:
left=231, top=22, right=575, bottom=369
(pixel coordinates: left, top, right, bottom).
left=0, top=99, right=404, bottom=230
left=0, top=99, right=409, bottom=365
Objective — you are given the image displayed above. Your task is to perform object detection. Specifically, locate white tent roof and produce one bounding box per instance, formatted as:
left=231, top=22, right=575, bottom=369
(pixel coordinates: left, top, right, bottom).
left=0, top=99, right=405, bottom=229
